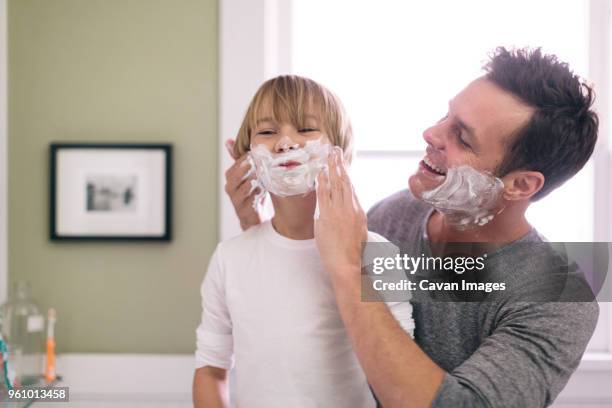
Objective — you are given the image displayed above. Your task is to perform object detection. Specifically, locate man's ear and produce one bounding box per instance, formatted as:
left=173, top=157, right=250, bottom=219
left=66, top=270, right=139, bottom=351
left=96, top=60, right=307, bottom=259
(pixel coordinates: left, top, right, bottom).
left=501, top=170, right=545, bottom=201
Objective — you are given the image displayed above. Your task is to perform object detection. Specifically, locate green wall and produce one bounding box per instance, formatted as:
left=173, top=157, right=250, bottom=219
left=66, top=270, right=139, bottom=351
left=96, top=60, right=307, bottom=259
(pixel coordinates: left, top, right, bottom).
left=8, top=0, right=218, bottom=353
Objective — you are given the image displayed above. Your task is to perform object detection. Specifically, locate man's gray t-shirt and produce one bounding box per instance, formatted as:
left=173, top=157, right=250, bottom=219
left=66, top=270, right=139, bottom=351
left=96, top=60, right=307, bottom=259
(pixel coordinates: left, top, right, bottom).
left=367, top=189, right=599, bottom=408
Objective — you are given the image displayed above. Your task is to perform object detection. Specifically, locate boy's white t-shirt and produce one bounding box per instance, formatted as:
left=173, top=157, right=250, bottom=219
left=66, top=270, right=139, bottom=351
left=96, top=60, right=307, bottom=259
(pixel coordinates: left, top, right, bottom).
left=195, top=220, right=414, bottom=408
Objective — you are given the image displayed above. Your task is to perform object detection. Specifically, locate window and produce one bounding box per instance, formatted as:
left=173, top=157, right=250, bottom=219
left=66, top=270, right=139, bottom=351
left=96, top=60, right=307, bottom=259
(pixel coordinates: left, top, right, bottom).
left=220, top=0, right=611, bottom=355
left=292, top=0, right=591, bottom=238
left=290, top=0, right=609, bottom=353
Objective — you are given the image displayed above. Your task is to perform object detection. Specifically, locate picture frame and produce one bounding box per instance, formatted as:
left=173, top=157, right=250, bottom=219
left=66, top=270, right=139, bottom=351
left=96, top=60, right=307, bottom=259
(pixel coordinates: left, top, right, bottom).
left=49, top=143, right=172, bottom=241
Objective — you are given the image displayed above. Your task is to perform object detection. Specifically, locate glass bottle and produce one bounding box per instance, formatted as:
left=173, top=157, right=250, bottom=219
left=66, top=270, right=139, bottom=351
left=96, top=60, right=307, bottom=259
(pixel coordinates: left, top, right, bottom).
left=0, top=282, right=45, bottom=386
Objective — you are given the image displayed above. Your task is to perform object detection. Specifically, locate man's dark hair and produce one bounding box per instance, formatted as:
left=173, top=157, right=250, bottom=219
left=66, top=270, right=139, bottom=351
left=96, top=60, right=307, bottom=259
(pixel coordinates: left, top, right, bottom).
left=484, top=47, right=598, bottom=200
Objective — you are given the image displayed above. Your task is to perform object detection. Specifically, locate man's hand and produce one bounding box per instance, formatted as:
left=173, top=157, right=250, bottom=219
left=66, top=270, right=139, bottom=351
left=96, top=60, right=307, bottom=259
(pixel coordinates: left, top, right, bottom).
left=314, top=146, right=367, bottom=280
left=224, top=139, right=264, bottom=230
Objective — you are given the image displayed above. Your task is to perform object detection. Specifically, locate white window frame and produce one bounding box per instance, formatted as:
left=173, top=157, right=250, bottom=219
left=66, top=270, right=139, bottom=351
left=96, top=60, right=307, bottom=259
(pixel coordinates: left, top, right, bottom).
left=220, top=3, right=612, bottom=402
left=591, top=2, right=612, bottom=244
left=589, top=0, right=612, bottom=360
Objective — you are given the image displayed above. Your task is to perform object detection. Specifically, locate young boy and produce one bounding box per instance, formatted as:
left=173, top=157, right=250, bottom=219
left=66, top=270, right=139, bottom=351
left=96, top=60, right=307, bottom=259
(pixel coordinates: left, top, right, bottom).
left=193, top=75, right=413, bottom=407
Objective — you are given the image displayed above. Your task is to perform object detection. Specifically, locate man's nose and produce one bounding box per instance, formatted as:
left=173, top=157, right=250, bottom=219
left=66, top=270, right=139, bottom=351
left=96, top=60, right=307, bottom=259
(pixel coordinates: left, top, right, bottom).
left=274, top=134, right=300, bottom=153
left=422, top=123, right=445, bottom=151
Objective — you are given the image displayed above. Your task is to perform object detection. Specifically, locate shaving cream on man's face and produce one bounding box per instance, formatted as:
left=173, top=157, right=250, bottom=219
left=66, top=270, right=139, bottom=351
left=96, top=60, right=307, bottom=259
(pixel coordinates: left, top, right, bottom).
left=247, top=138, right=331, bottom=198
left=419, top=165, right=505, bottom=228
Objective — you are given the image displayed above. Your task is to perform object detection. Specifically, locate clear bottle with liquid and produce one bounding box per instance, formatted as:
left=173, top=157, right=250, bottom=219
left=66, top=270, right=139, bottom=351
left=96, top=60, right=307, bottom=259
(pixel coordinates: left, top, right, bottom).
left=0, top=281, right=45, bottom=386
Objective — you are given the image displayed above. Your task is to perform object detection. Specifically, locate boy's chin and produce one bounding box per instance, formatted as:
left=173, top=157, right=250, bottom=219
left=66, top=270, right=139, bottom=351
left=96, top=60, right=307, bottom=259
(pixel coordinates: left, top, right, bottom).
left=270, top=189, right=317, bottom=200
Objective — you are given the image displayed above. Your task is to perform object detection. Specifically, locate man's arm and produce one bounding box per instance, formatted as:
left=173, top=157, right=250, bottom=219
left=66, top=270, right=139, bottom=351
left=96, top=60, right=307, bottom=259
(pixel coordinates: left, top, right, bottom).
left=315, top=148, right=445, bottom=407
left=332, top=269, right=445, bottom=407
left=193, top=366, right=229, bottom=408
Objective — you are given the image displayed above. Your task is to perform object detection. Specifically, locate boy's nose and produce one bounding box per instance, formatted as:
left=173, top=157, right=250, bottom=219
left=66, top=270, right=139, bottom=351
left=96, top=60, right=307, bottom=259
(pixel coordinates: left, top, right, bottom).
left=274, top=135, right=300, bottom=153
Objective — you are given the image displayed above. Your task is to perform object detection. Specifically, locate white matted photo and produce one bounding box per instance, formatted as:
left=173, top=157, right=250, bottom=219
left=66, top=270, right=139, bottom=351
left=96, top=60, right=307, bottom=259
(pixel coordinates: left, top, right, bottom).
left=49, top=143, right=172, bottom=241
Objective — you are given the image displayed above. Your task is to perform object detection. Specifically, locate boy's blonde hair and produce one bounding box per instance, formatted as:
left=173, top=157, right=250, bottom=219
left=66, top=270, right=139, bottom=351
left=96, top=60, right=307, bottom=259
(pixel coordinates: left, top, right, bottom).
left=234, top=75, right=354, bottom=162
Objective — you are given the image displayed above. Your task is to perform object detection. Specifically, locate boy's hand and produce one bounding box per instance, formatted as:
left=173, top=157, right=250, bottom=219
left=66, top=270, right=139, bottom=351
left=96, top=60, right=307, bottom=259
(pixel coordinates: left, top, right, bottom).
left=224, top=139, right=264, bottom=230
left=315, top=147, right=367, bottom=280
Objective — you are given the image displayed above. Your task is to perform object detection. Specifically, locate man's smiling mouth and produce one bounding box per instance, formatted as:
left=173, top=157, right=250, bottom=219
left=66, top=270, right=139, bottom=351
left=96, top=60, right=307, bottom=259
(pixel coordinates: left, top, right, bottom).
left=421, top=155, right=447, bottom=176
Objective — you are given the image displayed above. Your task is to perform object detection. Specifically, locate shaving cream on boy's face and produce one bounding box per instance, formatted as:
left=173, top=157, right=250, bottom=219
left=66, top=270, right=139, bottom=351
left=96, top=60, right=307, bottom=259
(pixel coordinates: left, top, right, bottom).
left=247, top=137, right=331, bottom=197
left=414, top=165, right=506, bottom=228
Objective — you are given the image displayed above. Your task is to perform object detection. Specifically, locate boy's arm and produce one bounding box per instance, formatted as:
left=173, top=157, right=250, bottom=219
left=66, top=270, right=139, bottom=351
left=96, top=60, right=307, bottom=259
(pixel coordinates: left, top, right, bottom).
left=194, top=247, right=234, bottom=405
left=193, top=366, right=229, bottom=408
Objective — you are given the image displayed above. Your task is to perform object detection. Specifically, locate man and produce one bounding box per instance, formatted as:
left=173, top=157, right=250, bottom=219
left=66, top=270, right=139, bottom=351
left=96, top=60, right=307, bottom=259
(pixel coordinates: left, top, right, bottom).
left=224, top=47, right=599, bottom=407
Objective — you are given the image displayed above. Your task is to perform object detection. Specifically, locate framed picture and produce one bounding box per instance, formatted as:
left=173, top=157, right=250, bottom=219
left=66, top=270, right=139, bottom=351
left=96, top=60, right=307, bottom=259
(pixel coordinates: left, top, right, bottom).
left=49, top=143, right=172, bottom=241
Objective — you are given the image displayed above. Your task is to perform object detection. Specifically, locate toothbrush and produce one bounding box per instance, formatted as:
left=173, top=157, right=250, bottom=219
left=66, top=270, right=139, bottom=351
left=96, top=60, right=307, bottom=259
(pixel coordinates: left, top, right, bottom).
left=45, top=308, right=56, bottom=383
left=0, top=332, right=15, bottom=390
